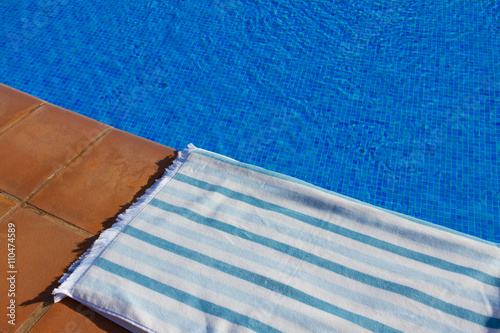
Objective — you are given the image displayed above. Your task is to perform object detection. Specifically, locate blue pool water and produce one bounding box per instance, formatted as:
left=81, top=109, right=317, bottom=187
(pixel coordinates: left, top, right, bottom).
left=0, top=0, right=499, bottom=242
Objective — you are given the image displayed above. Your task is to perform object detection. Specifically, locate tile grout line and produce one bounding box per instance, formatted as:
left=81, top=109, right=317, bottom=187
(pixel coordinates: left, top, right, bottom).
left=0, top=191, right=22, bottom=226
left=0, top=128, right=111, bottom=233
left=24, top=127, right=112, bottom=203
left=4, top=128, right=112, bottom=331
left=0, top=99, right=124, bottom=330
left=24, top=203, right=94, bottom=238
left=0, top=101, right=47, bottom=136
left=0, top=202, right=22, bottom=226
left=0, top=190, right=22, bottom=203
left=0, top=200, right=94, bottom=238
left=15, top=297, right=53, bottom=333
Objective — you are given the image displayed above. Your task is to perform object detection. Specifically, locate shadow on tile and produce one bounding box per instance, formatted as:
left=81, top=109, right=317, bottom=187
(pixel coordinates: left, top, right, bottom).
left=20, top=152, right=177, bottom=311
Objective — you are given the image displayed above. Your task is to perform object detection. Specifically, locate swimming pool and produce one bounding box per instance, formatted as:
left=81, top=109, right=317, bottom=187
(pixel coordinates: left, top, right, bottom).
left=1, top=0, right=498, bottom=242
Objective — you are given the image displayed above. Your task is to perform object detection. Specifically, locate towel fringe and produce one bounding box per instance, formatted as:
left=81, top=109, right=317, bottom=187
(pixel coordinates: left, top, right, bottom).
left=52, top=144, right=197, bottom=302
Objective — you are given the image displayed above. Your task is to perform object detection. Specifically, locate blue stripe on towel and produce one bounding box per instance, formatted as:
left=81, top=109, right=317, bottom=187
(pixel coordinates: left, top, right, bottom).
left=194, top=149, right=500, bottom=249
left=109, top=241, right=340, bottom=333
left=184, top=158, right=500, bottom=267
left=77, top=274, right=216, bottom=333
left=94, top=257, right=282, bottom=333
left=136, top=210, right=468, bottom=333
left=123, top=225, right=402, bottom=333
left=160, top=185, right=498, bottom=308
left=173, top=172, right=500, bottom=288
left=148, top=199, right=500, bottom=329
left=53, top=146, right=500, bottom=333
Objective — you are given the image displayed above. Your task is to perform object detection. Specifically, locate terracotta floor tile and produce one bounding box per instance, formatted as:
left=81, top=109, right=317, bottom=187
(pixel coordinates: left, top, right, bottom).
left=0, top=83, right=43, bottom=132
left=0, top=195, right=16, bottom=218
left=30, top=298, right=129, bottom=333
left=29, top=129, right=177, bottom=234
left=0, top=209, right=86, bottom=333
left=0, top=104, right=109, bottom=199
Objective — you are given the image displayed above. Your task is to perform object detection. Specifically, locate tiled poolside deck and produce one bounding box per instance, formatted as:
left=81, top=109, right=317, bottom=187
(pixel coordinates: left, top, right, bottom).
left=0, top=83, right=177, bottom=332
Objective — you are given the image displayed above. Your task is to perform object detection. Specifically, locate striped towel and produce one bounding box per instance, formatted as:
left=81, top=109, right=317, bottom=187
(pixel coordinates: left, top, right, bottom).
left=53, top=144, right=500, bottom=333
